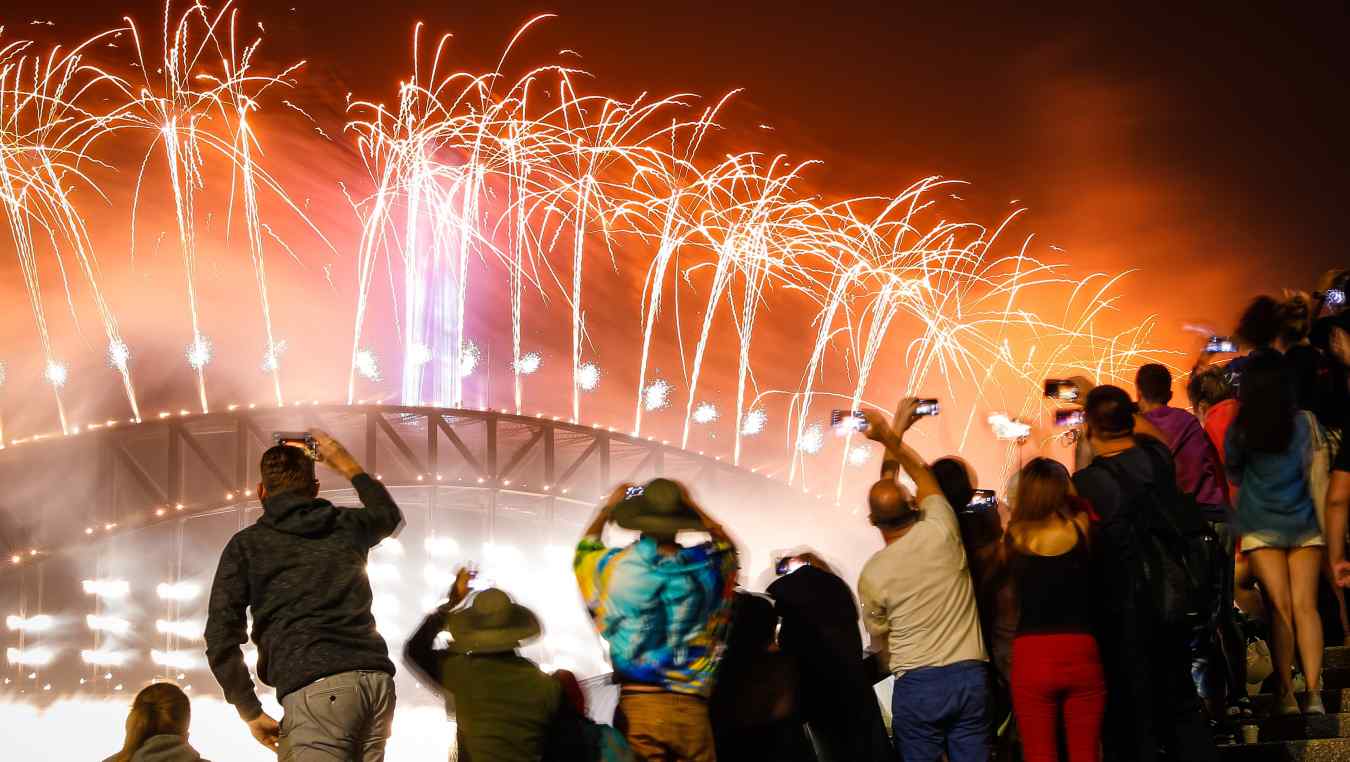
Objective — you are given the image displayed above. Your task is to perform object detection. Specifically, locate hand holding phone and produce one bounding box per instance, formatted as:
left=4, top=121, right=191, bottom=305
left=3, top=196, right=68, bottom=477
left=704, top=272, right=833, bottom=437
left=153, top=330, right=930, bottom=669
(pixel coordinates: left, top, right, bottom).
left=1054, top=409, right=1085, bottom=428
left=830, top=409, right=869, bottom=433
left=963, top=489, right=997, bottom=513
left=1043, top=380, right=1079, bottom=403
left=914, top=399, right=940, bottom=417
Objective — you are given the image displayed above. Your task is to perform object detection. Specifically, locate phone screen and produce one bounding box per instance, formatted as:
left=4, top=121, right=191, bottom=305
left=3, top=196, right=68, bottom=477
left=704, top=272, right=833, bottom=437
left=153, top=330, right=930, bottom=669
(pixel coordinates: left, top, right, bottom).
left=915, top=399, right=940, bottom=417
left=829, top=409, right=868, bottom=433
left=1054, top=409, right=1085, bottom=428
left=1205, top=337, right=1237, bottom=354
left=964, top=489, right=997, bottom=513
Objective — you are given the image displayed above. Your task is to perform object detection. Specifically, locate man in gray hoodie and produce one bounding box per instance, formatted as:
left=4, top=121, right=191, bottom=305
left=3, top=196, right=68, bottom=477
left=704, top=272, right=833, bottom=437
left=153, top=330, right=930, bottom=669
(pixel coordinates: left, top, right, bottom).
left=205, top=430, right=404, bottom=760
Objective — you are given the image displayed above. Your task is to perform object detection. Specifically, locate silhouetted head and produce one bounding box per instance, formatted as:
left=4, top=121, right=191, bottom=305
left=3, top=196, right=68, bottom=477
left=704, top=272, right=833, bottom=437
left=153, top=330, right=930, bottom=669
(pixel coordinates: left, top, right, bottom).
left=1186, top=364, right=1236, bottom=420
left=1134, top=363, right=1173, bottom=407
left=931, top=457, right=975, bottom=512
left=1084, top=385, right=1136, bottom=445
left=1278, top=293, right=1312, bottom=348
left=868, top=479, right=918, bottom=536
left=114, top=683, right=191, bottom=762
left=1011, top=458, right=1076, bottom=526
left=1235, top=295, right=1283, bottom=350
left=258, top=444, right=318, bottom=500
left=727, top=592, right=777, bottom=654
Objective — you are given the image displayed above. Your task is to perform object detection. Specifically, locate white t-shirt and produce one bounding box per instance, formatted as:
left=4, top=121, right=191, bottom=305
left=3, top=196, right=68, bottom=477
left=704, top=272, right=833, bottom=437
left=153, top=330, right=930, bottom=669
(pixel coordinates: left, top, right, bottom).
left=857, top=493, right=987, bottom=678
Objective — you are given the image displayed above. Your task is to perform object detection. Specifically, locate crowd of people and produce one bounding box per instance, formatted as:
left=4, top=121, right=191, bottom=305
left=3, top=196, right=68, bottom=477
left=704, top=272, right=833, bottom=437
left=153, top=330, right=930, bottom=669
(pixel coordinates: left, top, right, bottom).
left=98, top=268, right=1350, bottom=762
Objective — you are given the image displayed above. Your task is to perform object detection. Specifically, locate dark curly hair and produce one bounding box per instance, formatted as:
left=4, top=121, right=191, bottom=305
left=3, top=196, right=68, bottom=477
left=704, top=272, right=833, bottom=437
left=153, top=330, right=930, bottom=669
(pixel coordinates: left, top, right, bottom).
left=1234, top=295, right=1282, bottom=349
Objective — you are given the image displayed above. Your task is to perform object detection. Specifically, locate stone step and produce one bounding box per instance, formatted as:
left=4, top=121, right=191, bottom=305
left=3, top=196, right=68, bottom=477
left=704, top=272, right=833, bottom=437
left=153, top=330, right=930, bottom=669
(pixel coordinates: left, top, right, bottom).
left=1327, top=647, right=1350, bottom=671
left=1219, top=737, right=1350, bottom=762
left=1261, top=713, right=1350, bottom=742
left=1254, top=690, right=1350, bottom=716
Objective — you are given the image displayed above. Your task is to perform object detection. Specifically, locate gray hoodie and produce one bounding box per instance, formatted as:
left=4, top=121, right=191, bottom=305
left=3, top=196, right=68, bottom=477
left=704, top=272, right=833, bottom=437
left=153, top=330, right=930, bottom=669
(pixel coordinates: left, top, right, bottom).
left=101, top=734, right=210, bottom=762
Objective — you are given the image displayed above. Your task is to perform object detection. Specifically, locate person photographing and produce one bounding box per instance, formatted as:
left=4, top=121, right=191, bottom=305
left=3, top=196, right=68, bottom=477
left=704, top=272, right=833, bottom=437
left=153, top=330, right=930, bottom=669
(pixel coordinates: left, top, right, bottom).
left=858, top=399, right=989, bottom=762
left=205, top=429, right=404, bottom=760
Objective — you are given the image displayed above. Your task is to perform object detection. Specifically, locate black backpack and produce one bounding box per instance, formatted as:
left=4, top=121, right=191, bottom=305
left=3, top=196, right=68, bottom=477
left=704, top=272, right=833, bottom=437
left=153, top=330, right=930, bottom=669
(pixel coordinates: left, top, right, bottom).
left=1096, top=442, right=1222, bottom=629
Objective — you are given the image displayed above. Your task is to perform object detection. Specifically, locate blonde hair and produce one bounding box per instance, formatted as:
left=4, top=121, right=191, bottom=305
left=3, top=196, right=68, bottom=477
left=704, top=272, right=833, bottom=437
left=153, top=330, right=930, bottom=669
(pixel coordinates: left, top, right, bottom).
left=114, top=683, right=190, bottom=762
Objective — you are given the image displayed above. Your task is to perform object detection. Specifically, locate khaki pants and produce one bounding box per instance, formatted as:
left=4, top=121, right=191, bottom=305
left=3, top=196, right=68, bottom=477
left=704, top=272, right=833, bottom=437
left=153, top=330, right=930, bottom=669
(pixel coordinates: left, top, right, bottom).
left=615, top=691, right=716, bottom=762
left=279, top=670, right=396, bottom=761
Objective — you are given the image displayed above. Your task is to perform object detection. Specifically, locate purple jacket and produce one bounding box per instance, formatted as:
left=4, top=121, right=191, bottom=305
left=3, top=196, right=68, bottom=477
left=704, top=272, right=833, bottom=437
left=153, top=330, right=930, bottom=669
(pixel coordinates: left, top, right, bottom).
left=1143, top=406, right=1230, bottom=515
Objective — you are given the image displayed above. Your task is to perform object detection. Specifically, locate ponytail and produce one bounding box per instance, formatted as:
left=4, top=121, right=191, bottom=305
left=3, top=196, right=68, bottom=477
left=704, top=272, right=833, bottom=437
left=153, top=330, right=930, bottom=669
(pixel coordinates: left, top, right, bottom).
left=114, top=683, right=191, bottom=762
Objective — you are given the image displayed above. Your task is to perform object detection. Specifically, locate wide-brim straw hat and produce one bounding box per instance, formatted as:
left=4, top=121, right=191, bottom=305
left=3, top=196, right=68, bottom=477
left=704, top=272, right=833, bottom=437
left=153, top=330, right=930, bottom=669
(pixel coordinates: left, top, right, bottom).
left=611, top=477, right=706, bottom=534
left=446, top=588, right=541, bottom=654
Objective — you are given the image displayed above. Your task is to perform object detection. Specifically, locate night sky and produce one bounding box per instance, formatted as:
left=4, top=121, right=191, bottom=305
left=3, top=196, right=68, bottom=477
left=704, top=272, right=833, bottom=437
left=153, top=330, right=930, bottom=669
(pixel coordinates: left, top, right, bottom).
left=1, top=0, right=1347, bottom=434
left=18, top=0, right=1347, bottom=327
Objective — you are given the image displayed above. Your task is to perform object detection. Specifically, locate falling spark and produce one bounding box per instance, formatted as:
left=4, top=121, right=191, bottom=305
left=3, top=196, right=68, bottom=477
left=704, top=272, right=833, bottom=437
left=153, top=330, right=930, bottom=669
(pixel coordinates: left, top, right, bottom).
left=847, top=445, right=873, bottom=466
left=643, top=379, right=673, bottom=411
left=185, top=335, right=213, bottom=371
left=513, top=352, right=542, bottom=375
left=692, top=402, right=719, bottom=424
left=408, top=343, right=432, bottom=367
left=355, top=349, right=381, bottom=381
left=575, top=362, right=601, bottom=392
left=261, top=340, right=287, bottom=373
left=798, top=424, right=824, bottom=454
left=459, top=341, right=480, bottom=378
left=741, top=409, right=767, bottom=436
left=44, top=361, right=68, bottom=389
left=107, top=340, right=130, bottom=371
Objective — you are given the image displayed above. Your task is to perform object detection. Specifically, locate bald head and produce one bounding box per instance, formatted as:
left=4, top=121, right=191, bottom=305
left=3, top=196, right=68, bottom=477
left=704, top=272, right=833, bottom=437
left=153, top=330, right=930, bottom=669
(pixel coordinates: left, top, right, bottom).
left=868, top=479, right=917, bottom=532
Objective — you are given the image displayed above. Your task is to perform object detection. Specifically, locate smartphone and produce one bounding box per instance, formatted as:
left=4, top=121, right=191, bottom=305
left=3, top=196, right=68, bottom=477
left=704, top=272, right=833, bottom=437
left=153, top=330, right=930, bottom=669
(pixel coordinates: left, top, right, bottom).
left=1205, top=336, right=1238, bottom=354
left=1054, top=409, right=1085, bottom=428
left=273, top=431, right=321, bottom=460
left=1327, top=288, right=1346, bottom=308
left=830, top=409, right=868, bottom=433
left=963, top=489, right=997, bottom=513
left=1043, top=379, right=1079, bottom=403
left=914, top=399, right=940, bottom=417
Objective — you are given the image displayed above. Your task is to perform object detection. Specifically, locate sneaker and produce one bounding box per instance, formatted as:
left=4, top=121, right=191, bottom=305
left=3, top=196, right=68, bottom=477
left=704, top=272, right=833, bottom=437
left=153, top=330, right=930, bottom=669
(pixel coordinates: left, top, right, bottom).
left=1276, top=692, right=1301, bottom=716
left=1306, top=693, right=1327, bottom=716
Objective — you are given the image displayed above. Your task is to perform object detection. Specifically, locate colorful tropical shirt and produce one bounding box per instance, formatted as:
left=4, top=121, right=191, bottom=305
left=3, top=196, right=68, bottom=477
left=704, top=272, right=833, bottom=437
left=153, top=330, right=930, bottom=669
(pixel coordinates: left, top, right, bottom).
left=574, top=535, right=737, bottom=696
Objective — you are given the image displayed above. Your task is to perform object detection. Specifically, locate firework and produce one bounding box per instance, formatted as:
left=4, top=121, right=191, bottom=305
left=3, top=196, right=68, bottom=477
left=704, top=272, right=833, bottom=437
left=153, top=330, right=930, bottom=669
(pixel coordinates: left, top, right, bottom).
left=643, top=379, right=673, bottom=412
left=797, top=424, right=824, bottom=455
left=185, top=335, right=213, bottom=371
left=43, top=361, right=68, bottom=389
left=261, top=340, right=287, bottom=373
left=740, top=409, right=768, bottom=436
left=408, top=343, right=432, bottom=368
left=459, top=341, right=481, bottom=378
left=575, top=362, right=601, bottom=392
left=107, top=341, right=131, bottom=372
left=513, top=352, right=542, bottom=375
left=847, top=445, right=874, bottom=467
left=692, top=402, right=719, bottom=425
left=0, top=9, right=1170, bottom=499
left=355, top=349, right=382, bottom=382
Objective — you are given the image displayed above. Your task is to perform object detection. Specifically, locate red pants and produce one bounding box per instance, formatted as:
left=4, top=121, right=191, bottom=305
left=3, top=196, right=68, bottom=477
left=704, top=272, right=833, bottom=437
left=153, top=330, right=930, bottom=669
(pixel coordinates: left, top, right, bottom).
left=1011, top=633, right=1107, bottom=762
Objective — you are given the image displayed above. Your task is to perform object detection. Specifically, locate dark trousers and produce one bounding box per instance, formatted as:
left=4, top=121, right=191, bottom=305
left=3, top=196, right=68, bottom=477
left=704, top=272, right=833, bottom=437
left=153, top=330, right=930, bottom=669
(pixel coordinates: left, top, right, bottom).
left=1103, top=621, right=1217, bottom=762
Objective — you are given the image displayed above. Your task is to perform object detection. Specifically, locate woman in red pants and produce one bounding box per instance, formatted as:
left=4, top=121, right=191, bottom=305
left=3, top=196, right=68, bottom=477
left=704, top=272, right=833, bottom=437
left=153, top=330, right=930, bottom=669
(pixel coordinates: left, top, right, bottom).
left=1004, top=458, right=1106, bottom=762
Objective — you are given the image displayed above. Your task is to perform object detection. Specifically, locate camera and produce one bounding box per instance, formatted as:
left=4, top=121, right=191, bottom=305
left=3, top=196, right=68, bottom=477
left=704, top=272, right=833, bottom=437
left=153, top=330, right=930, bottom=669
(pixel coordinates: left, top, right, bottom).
left=1205, top=336, right=1238, bottom=354
left=1054, top=409, right=1085, bottom=428
left=914, top=399, right=940, bottom=417
left=830, top=409, right=869, bottom=433
left=273, top=431, right=321, bottom=461
left=1043, top=380, right=1079, bottom=403
left=962, top=489, right=997, bottom=514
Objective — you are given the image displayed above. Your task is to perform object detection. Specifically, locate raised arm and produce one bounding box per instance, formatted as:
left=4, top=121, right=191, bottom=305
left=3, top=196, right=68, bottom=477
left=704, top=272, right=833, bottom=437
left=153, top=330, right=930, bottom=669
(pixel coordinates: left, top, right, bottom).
left=312, top=429, right=404, bottom=545
left=403, top=567, right=474, bottom=693
left=861, top=399, right=940, bottom=502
